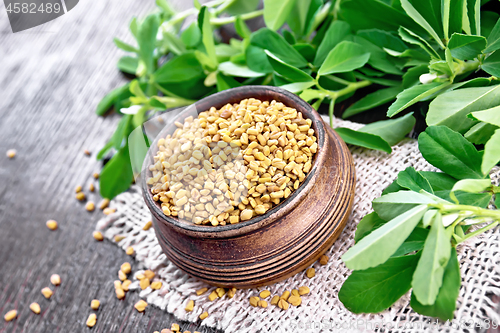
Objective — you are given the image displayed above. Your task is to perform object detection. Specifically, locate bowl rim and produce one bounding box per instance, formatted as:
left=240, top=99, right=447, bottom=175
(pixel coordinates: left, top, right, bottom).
left=141, top=85, right=328, bottom=238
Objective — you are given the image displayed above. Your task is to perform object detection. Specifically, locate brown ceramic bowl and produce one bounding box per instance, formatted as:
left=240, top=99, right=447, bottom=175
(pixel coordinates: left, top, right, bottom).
left=142, top=86, right=355, bottom=288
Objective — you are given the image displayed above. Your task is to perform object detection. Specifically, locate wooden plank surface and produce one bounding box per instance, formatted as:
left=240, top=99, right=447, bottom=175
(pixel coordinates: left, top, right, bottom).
left=0, top=1, right=220, bottom=332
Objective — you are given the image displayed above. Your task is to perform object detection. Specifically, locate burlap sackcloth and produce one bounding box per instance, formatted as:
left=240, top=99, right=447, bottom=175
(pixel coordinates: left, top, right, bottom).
left=95, top=115, right=500, bottom=333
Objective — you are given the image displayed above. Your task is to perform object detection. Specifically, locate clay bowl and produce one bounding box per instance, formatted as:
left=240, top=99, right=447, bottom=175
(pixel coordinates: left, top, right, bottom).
left=142, top=86, right=355, bottom=288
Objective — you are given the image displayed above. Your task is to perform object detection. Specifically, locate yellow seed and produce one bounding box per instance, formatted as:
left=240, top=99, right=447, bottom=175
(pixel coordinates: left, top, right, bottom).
left=298, top=286, right=310, bottom=295
left=306, top=268, right=315, bottom=278
left=254, top=205, right=266, bottom=215
left=319, top=255, right=329, bottom=265
left=199, top=312, right=208, bottom=320
left=196, top=287, right=208, bottom=296
left=4, top=309, right=17, bottom=322
left=75, top=185, right=82, bottom=193
left=259, top=290, right=271, bottom=299
left=114, top=235, right=125, bottom=242
left=134, top=300, right=148, bottom=312
left=280, top=290, right=290, bottom=301
left=227, top=287, right=237, bottom=298
left=90, top=299, right=100, bottom=310
left=249, top=296, right=259, bottom=307
left=151, top=281, right=162, bottom=290
left=121, top=262, right=131, bottom=274
left=122, top=279, right=132, bottom=291
left=86, top=201, right=95, bottom=211
left=144, top=270, right=155, bottom=280
left=84, top=149, right=91, bottom=156
left=288, top=295, right=302, bottom=306
left=143, top=221, right=153, bottom=231
left=140, top=278, right=150, bottom=290
left=208, top=291, right=218, bottom=301
left=6, top=149, right=16, bottom=158
left=46, top=220, right=58, bottom=231
left=270, top=295, right=280, bottom=305
left=30, top=302, right=41, bottom=314
left=50, top=274, right=61, bottom=286
left=93, top=173, right=100, bottom=179
left=277, top=299, right=289, bottom=310
left=86, top=313, right=97, bottom=327
left=258, top=300, right=268, bottom=308
left=185, top=300, right=194, bottom=312
left=171, top=323, right=180, bottom=331
left=41, top=287, right=53, bottom=299
left=136, top=273, right=145, bottom=280
left=240, top=209, right=253, bottom=221
left=118, top=270, right=127, bottom=281
left=103, top=208, right=116, bottom=215
left=89, top=183, right=95, bottom=192
left=99, top=199, right=110, bottom=210
left=216, top=287, right=226, bottom=297
left=93, top=231, right=103, bottom=241
left=291, top=289, right=299, bottom=297
left=126, top=247, right=134, bottom=255
left=76, top=192, right=86, bottom=201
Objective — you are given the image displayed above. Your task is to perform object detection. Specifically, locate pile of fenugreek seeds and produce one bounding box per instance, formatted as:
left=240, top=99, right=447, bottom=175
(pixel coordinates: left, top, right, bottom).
left=147, top=98, right=318, bottom=226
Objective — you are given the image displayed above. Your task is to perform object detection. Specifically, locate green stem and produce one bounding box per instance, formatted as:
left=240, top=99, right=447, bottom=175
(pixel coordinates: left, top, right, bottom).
left=429, top=203, right=500, bottom=219
left=213, top=0, right=237, bottom=15
left=327, top=75, right=354, bottom=86
left=211, top=9, right=264, bottom=26
left=329, top=98, right=336, bottom=128
left=168, top=8, right=198, bottom=26
left=456, top=221, right=499, bottom=244
left=455, top=59, right=480, bottom=76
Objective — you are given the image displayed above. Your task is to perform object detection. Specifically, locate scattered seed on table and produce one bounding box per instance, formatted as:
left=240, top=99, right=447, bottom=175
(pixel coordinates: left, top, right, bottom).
left=144, top=270, right=155, bottom=280
left=291, top=289, right=299, bottom=297
left=196, top=287, right=208, bottom=296
left=46, top=220, right=58, bottom=231
left=6, top=149, right=16, bottom=159
left=86, top=313, right=97, bottom=327
left=288, top=295, right=302, bottom=306
left=215, top=287, right=225, bottom=297
left=306, top=268, right=315, bottom=278
left=140, top=278, right=150, bottom=290
left=93, top=231, right=103, bottom=241
left=99, top=199, right=110, bottom=210
left=143, top=221, right=153, bottom=231
left=122, top=279, right=131, bottom=291
left=89, top=183, right=95, bottom=192
left=258, top=300, right=268, bottom=308
left=41, top=287, right=53, bottom=299
left=199, top=312, right=208, bottom=320
left=50, top=274, right=61, bottom=286
left=171, top=323, right=180, bottom=331
left=93, top=172, right=99, bottom=179
left=280, top=290, right=290, bottom=301
left=185, top=300, right=194, bottom=312
left=84, top=149, right=91, bottom=156
left=126, top=247, right=134, bottom=255
left=134, top=300, right=148, bottom=312
left=90, top=299, right=100, bottom=310
left=115, top=287, right=125, bottom=300
left=208, top=291, right=218, bottom=301
left=227, top=287, right=237, bottom=298
left=249, top=296, right=259, bottom=307
left=118, top=270, right=127, bottom=281
left=29, top=302, right=41, bottom=314
left=103, top=208, right=115, bottom=215
left=136, top=273, right=145, bottom=280
left=75, top=185, right=82, bottom=193
left=151, top=281, right=162, bottom=290
left=298, top=286, right=310, bottom=295
left=86, top=201, right=95, bottom=212
left=259, top=290, right=271, bottom=299
left=76, top=192, right=86, bottom=201
left=277, top=299, right=289, bottom=310
left=4, top=309, right=17, bottom=322
left=319, top=255, right=329, bottom=265
left=270, top=295, right=279, bottom=305
left=120, top=262, right=131, bottom=274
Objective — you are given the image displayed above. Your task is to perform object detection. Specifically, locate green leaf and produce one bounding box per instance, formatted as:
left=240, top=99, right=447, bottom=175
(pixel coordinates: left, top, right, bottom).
left=402, top=64, right=429, bottom=88
left=181, top=22, right=202, bottom=48
left=250, top=29, right=308, bottom=68
left=218, top=62, right=265, bottom=78
left=426, top=85, right=500, bottom=133
left=357, top=29, right=408, bottom=52
left=464, top=122, right=499, bottom=144
left=448, top=33, right=486, bottom=60
left=466, top=0, right=481, bottom=35
left=420, top=171, right=457, bottom=191
left=114, top=37, right=138, bottom=53
left=96, top=141, right=113, bottom=160
left=334, top=128, right=392, bottom=153
left=137, top=14, right=160, bottom=74
left=447, top=0, right=465, bottom=37
left=314, top=21, right=351, bottom=67
left=411, top=247, right=460, bottom=321
left=397, top=167, right=434, bottom=193
left=216, top=72, right=240, bottom=91
left=353, top=36, right=403, bottom=75
left=162, top=31, right=187, bottom=55
left=293, top=44, right=316, bottom=63
left=382, top=179, right=406, bottom=195
left=224, top=0, right=259, bottom=15
left=469, top=105, right=500, bottom=127
left=318, top=41, right=370, bottom=76
left=234, top=16, right=251, bottom=39
left=245, top=45, right=273, bottom=74
left=392, top=227, right=429, bottom=257
left=129, top=17, right=138, bottom=39
left=485, top=17, right=500, bottom=53
left=110, top=114, right=132, bottom=150
left=418, top=126, right=484, bottom=179
left=495, top=194, right=500, bottom=209
left=358, top=112, right=415, bottom=146
left=342, top=205, right=428, bottom=270
left=449, top=178, right=492, bottom=203
left=482, top=51, right=500, bottom=77
left=263, top=0, right=297, bottom=31
left=198, top=7, right=217, bottom=67
left=287, top=0, right=313, bottom=37
left=422, top=209, right=438, bottom=227
left=387, top=82, right=450, bottom=117
left=343, top=86, right=403, bottom=118
left=155, top=53, right=204, bottom=83
left=265, top=50, right=314, bottom=83
left=279, top=81, right=316, bottom=93
left=482, top=129, right=500, bottom=175
left=354, top=72, right=402, bottom=87
left=400, top=0, right=445, bottom=49
left=156, top=0, right=175, bottom=16
left=398, top=27, right=440, bottom=59
left=354, top=212, right=387, bottom=243
left=372, top=191, right=435, bottom=221
left=412, top=212, right=451, bottom=305
left=339, top=253, right=420, bottom=314
left=99, top=145, right=133, bottom=199
left=95, top=83, right=131, bottom=116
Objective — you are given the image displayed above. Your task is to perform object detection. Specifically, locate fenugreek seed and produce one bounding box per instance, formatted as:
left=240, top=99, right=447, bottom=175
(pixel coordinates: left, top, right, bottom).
left=86, top=313, right=97, bottom=327
left=199, top=312, right=208, bottom=320
left=103, top=208, right=115, bottom=215
left=84, top=149, right=91, bottom=156
left=90, top=299, right=100, bottom=310
left=118, top=270, right=127, bottom=281
left=50, top=274, right=61, bottom=286
left=258, top=300, right=268, bottom=308
left=288, top=295, right=302, bottom=306
left=280, top=290, right=290, bottom=301
left=75, top=185, right=82, bottom=193
left=114, top=235, right=125, bottom=242
left=99, top=199, right=110, bottom=210
left=196, top=287, right=208, bottom=296
left=277, top=299, right=289, bottom=310
left=319, top=255, right=329, bottom=265
left=46, top=220, right=58, bottom=231
left=306, top=268, right=315, bottom=278
left=151, top=281, right=162, bottom=290
left=136, top=273, right=145, bottom=280
left=122, top=280, right=131, bottom=291
left=134, top=300, right=148, bottom=312
left=86, top=201, right=95, bottom=212
left=115, top=288, right=125, bottom=300
left=185, top=300, right=194, bottom=312
left=227, top=287, right=237, bottom=298
left=30, top=302, right=41, bottom=314
left=291, top=289, right=300, bottom=297
left=171, top=323, right=180, bottom=331
left=6, top=149, right=16, bottom=158
left=4, top=310, right=17, bottom=322
left=89, top=183, right=95, bottom=192
left=249, top=296, right=259, bottom=307
left=254, top=205, right=266, bottom=215
left=93, top=173, right=99, bottom=179
left=240, top=209, right=253, bottom=221
left=142, top=220, right=153, bottom=230
left=259, top=290, right=271, bottom=299
left=76, top=192, right=86, bottom=201
left=270, top=295, right=280, bottom=305
left=208, top=291, right=218, bottom=301
left=41, top=287, right=53, bottom=299
left=215, top=287, right=226, bottom=297
left=121, top=262, right=131, bottom=274
left=126, top=247, right=135, bottom=255
left=140, top=278, right=150, bottom=290
left=93, top=231, right=103, bottom=241
left=144, top=270, right=155, bottom=280
left=298, top=286, right=310, bottom=295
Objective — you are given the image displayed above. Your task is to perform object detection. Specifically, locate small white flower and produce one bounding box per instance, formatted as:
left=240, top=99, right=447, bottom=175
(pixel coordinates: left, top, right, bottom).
left=121, top=105, right=142, bottom=115
left=419, top=73, right=438, bottom=84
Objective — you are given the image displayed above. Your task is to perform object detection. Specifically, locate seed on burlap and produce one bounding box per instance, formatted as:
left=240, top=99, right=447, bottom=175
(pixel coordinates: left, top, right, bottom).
left=151, top=281, right=162, bottom=290
left=259, top=290, right=271, bottom=299
left=103, top=208, right=115, bottom=215
left=249, top=296, right=259, bottom=307
left=196, top=287, right=208, bottom=296
left=185, top=300, right=194, bottom=312
left=306, top=268, right=315, bottom=278
left=143, top=221, right=153, bottom=231
left=171, top=323, right=180, bottom=331
left=199, top=312, right=208, bottom=320
left=114, top=235, right=125, bottom=242
left=277, top=299, right=289, bottom=310
left=270, top=295, right=280, bottom=305
left=319, top=255, right=329, bottom=265
left=140, top=278, right=150, bottom=290
left=215, top=287, right=225, bottom=297
left=288, top=295, right=302, bottom=306
left=208, top=291, right=218, bottom=301
left=93, top=231, right=103, bottom=241
left=227, top=287, right=237, bottom=298
left=298, top=286, right=310, bottom=296
left=99, top=199, right=110, bottom=210
left=144, top=270, right=155, bottom=280
left=280, top=290, right=290, bottom=301
left=258, top=300, right=268, bottom=308
left=126, top=247, right=134, bottom=255
left=291, top=289, right=299, bottom=297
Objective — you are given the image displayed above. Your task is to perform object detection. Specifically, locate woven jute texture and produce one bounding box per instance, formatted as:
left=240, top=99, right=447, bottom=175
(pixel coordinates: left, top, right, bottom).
left=95, top=116, right=500, bottom=332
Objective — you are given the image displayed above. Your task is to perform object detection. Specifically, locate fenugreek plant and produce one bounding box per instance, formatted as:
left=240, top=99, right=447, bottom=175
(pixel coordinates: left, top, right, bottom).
left=339, top=126, right=500, bottom=321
